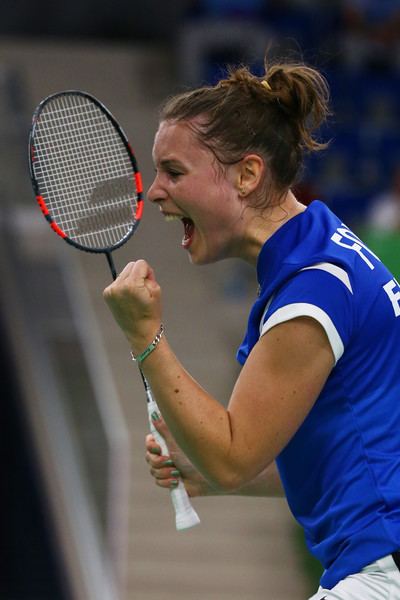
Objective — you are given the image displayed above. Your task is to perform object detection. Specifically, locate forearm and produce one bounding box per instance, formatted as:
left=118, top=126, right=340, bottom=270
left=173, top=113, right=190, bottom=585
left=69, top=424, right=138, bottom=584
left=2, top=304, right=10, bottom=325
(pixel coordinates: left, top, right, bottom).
left=204, top=463, right=284, bottom=498
left=230, top=463, right=284, bottom=497
left=146, top=423, right=284, bottom=498
left=140, top=336, right=245, bottom=491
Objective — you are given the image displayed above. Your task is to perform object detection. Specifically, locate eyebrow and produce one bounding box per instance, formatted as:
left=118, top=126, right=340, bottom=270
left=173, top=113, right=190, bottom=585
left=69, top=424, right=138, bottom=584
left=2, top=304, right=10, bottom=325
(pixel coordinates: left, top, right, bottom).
left=158, top=158, right=185, bottom=170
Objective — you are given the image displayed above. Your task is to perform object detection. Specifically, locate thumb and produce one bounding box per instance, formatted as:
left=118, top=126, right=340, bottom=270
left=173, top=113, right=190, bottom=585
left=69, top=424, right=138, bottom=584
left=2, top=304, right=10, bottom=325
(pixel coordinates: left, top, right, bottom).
left=152, top=414, right=178, bottom=451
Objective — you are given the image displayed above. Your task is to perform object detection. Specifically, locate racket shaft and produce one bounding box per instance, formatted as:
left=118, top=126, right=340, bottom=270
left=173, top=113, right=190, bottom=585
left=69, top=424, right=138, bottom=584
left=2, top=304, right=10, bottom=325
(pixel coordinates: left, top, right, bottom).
left=147, top=398, right=200, bottom=530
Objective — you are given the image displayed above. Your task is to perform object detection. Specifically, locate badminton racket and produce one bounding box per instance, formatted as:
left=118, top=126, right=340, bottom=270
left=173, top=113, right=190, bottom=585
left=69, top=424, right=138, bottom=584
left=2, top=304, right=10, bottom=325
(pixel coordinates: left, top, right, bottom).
left=28, top=90, right=200, bottom=530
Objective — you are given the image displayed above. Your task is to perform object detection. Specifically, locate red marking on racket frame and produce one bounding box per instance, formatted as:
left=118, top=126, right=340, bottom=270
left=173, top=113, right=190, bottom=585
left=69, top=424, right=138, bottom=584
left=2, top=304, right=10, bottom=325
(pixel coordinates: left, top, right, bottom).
left=50, top=222, right=66, bottom=238
left=136, top=199, right=144, bottom=220
left=135, top=172, right=143, bottom=194
left=36, top=195, right=49, bottom=216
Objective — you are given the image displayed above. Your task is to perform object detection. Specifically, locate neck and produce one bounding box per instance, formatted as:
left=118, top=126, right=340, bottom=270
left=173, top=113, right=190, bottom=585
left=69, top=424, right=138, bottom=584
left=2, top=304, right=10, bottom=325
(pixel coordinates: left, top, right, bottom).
left=240, top=191, right=307, bottom=266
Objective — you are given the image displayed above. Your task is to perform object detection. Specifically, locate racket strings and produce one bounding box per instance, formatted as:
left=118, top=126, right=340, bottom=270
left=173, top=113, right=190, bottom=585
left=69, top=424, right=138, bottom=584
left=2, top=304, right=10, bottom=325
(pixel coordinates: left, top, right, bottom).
left=33, top=153, right=133, bottom=247
left=32, top=94, right=138, bottom=250
left=34, top=98, right=135, bottom=239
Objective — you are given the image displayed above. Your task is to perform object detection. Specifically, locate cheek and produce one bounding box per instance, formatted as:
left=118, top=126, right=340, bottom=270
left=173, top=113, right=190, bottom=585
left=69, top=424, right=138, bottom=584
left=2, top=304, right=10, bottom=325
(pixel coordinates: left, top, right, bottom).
left=186, top=177, right=236, bottom=232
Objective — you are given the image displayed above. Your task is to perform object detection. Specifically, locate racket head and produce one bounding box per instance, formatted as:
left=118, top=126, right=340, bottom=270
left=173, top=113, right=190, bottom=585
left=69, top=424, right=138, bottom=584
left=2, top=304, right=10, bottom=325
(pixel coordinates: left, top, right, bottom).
left=29, top=90, right=143, bottom=254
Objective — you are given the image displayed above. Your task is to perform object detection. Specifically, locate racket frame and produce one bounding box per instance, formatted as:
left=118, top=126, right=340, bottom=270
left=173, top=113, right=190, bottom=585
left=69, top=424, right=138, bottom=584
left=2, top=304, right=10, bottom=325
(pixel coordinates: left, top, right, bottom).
left=28, top=90, right=144, bottom=260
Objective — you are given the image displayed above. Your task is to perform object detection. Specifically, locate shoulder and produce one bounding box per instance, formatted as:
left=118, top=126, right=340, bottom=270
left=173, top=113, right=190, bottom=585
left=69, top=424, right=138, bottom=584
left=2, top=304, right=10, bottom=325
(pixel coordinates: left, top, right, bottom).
left=260, top=262, right=355, bottom=365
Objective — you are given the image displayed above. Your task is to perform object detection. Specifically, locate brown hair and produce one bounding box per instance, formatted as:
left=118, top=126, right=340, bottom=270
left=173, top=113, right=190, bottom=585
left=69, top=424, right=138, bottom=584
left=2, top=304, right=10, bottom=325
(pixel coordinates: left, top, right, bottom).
left=160, top=56, right=330, bottom=197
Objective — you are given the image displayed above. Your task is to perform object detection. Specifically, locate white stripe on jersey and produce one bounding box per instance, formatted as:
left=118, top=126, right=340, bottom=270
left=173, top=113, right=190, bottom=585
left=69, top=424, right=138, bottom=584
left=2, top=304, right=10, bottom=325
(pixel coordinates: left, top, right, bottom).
left=300, top=262, right=353, bottom=294
left=258, top=262, right=352, bottom=363
left=260, top=303, right=344, bottom=364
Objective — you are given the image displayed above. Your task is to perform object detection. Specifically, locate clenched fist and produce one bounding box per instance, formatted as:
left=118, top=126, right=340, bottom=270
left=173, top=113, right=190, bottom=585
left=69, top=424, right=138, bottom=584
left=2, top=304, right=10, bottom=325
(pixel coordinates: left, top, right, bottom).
left=103, top=259, right=162, bottom=354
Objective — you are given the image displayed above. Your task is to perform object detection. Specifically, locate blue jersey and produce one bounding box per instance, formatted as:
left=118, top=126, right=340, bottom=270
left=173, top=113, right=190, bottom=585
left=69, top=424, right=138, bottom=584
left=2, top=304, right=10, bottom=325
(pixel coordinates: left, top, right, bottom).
left=237, top=201, right=400, bottom=589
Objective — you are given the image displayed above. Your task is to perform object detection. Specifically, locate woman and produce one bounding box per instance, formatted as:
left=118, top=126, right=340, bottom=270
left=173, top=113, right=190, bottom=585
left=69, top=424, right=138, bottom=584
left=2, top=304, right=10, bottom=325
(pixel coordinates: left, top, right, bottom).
left=103, top=57, right=400, bottom=599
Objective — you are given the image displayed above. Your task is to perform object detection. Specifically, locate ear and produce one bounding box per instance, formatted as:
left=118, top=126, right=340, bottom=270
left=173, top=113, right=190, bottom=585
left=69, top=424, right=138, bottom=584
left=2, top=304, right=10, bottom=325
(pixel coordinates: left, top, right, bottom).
left=235, top=154, right=265, bottom=197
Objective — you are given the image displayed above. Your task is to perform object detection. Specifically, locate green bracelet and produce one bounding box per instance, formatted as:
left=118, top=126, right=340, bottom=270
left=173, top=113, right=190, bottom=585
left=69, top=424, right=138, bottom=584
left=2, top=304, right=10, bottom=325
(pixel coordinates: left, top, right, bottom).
left=130, top=324, right=165, bottom=364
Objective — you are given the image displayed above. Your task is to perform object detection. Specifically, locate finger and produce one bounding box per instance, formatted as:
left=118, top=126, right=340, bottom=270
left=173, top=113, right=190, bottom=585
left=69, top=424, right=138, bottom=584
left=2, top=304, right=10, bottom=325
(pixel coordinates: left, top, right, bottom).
left=151, top=414, right=176, bottom=449
left=145, top=434, right=161, bottom=454
left=130, top=259, right=152, bottom=285
left=103, top=262, right=134, bottom=297
left=146, top=451, right=174, bottom=469
left=154, top=477, right=179, bottom=490
left=150, top=465, right=181, bottom=481
left=150, top=467, right=181, bottom=493
left=145, top=432, right=165, bottom=450
left=145, top=449, right=160, bottom=465
left=145, top=433, right=155, bottom=447
left=130, top=260, right=160, bottom=298
left=117, top=261, right=136, bottom=281
left=104, top=260, right=150, bottom=295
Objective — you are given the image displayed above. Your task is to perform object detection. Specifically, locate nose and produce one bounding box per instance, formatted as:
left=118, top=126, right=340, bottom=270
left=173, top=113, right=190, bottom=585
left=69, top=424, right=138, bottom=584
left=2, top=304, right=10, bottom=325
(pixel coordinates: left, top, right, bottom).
left=147, top=173, right=166, bottom=204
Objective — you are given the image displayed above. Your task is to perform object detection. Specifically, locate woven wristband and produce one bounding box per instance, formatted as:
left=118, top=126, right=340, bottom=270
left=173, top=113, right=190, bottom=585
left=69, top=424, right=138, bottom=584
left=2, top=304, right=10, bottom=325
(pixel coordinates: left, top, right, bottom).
left=131, top=324, right=165, bottom=364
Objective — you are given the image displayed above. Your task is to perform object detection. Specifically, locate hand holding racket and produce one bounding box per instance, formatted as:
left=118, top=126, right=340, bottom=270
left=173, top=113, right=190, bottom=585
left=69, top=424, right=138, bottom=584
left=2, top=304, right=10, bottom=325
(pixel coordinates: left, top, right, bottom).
left=28, top=90, right=200, bottom=530
left=140, top=372, right=201, bottom=529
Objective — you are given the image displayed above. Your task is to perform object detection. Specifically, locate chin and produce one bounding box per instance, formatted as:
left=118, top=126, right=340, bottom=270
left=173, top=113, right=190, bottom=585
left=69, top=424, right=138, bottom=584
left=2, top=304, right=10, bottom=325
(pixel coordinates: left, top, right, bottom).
left=185, top=238, right=227, bottom=265
left=186, top=247, right=215, bottom=266
left=188, top=254, right=207, bottom=266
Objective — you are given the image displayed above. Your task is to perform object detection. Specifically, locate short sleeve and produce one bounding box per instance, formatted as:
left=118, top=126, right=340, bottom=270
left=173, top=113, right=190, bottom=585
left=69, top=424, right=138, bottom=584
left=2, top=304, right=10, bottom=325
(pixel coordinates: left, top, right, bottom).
left=260, top=263, right=355, bottom=364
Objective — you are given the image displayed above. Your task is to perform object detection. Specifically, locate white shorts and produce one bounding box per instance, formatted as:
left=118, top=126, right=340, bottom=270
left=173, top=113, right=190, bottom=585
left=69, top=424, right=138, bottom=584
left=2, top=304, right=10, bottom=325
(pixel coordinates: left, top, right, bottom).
left=308, top=554, right=400, bottom=600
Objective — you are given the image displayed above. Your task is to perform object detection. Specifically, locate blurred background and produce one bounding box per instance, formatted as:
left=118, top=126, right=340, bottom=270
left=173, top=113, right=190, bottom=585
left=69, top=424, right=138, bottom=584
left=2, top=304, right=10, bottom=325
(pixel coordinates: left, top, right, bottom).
left=0, top=1, right=399, bottom=599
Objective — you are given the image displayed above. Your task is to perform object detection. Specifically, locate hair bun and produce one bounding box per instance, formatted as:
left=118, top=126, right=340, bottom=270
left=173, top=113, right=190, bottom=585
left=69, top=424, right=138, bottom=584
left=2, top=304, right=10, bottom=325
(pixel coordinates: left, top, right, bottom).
left=266, top=63, right=330, bottom=150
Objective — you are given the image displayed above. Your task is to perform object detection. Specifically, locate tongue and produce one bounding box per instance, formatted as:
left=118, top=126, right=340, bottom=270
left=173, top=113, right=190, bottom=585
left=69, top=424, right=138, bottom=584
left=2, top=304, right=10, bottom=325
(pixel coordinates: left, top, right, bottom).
left=182, top=218, right=194, bottom=248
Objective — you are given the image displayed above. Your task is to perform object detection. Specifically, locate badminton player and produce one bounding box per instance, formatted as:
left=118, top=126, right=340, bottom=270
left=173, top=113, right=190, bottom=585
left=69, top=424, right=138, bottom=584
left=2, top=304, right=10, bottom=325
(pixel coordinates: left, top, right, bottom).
left=104, top=56, right=400, bottom=599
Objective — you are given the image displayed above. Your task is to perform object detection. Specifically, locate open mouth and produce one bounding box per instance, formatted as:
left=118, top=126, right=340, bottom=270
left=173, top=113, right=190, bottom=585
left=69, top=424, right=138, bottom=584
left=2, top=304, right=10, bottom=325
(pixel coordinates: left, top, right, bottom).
left=163, top=213, right=195, bottom=249
left=181, top=217, right=194, bottom=249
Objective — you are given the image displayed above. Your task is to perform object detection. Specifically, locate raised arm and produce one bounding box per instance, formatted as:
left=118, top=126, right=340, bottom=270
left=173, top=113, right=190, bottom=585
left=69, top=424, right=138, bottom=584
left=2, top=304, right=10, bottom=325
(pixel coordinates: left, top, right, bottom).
left=104, top=259, right=334, bottom=492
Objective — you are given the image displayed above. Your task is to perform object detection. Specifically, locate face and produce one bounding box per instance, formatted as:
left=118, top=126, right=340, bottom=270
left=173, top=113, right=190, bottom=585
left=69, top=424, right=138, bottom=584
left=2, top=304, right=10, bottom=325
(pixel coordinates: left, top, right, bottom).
left=147, top=119, right=247, bottom=265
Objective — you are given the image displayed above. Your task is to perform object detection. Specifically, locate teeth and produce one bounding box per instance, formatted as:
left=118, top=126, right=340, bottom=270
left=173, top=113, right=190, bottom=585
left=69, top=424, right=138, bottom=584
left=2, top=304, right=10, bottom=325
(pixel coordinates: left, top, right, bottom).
left=164, top=214, right=182, bottom=222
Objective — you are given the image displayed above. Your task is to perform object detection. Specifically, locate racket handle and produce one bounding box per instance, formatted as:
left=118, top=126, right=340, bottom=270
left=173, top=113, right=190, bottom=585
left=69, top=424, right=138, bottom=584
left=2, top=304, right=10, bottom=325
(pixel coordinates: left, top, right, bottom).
left=147, top=399, right=201, bottom=530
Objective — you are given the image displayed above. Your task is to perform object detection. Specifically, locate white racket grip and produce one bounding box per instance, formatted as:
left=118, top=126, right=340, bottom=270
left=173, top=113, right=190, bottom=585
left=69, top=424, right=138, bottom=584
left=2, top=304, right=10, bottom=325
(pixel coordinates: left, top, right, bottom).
left=147, top=399, right=201, bottom=530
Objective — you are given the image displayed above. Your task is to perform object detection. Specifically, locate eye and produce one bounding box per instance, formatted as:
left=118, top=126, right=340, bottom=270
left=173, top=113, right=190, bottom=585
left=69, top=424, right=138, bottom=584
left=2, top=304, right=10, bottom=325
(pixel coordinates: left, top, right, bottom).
left=167, top=169, right=182, bottom=181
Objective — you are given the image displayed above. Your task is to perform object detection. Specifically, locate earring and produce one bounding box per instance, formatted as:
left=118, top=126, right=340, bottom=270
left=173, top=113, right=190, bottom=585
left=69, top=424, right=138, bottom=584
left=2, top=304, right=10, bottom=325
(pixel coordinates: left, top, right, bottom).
left=239, top=186, right=246, bottom=196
